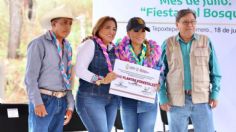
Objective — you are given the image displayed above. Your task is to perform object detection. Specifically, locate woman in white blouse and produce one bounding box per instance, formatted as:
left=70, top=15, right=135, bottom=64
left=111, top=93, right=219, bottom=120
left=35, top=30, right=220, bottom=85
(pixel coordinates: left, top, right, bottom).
left=75, top=16, right=119, bottom=132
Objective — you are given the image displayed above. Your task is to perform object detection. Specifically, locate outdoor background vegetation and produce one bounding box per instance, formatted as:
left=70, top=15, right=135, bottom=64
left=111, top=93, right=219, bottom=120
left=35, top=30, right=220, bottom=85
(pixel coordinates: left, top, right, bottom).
left=0, top=0, right=92, bottom=103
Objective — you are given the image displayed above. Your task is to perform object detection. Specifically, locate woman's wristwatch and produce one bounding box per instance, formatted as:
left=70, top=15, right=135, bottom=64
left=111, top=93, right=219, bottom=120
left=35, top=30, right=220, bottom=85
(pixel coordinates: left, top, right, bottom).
left=91, top=74, right=104, bottom=86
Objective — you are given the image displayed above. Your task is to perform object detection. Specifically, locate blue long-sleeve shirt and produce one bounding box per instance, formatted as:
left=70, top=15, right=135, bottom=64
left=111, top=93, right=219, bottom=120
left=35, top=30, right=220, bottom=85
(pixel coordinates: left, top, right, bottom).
left=24, top=31, right=74, bottom=110
left=159, top=34, right=222, bottom=105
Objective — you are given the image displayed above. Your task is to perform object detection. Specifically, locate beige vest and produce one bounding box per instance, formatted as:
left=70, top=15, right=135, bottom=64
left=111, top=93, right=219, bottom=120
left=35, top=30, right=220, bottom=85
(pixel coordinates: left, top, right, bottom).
left=166, top=34, right=210, bottom=106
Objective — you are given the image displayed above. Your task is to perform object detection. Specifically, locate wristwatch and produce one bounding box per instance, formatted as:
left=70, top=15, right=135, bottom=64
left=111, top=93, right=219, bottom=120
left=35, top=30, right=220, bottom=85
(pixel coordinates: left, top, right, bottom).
left=91, top=74, right=104, bottom=85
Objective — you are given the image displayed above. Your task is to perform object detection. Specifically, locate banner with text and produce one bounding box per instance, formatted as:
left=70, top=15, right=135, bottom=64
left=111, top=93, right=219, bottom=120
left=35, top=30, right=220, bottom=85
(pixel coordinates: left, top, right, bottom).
left=93, top=0, right=236, bottom=131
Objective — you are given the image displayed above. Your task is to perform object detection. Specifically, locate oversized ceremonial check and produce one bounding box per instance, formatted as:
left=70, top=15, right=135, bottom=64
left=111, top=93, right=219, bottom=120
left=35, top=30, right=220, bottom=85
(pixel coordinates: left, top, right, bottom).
left=110, top=59, right=160, bottom=103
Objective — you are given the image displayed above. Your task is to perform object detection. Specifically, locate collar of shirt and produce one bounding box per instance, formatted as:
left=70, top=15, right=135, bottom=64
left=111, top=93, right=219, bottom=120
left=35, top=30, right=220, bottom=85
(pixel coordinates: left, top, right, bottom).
left=45, top=30, right=66, bottom=45
left=176, top=33, right=199, bottom=44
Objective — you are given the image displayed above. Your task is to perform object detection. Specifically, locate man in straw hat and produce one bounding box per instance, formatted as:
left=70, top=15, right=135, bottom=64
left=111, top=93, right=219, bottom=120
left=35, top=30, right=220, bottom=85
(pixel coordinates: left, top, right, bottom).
left=25, top=5, right=75, bottom=132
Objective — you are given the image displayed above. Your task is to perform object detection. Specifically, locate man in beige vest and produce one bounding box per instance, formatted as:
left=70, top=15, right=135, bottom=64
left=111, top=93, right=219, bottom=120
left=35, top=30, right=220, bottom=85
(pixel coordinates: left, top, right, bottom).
left=159, top=9, right=221, bottom=132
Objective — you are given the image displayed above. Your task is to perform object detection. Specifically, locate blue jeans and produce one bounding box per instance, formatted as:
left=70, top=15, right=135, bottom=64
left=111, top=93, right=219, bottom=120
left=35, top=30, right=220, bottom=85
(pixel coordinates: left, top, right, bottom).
left=120, top=98, right=157, bottom=132
left=168, top=94, right=215, bottom=132
left=28, top=94, right=67, bottom=132
left=76, top=92, right=119, bottom=132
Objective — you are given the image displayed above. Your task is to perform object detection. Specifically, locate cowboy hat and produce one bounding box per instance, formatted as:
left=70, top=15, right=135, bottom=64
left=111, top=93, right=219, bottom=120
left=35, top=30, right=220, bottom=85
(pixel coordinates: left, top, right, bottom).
left=40, top=5, right=74, bottom=29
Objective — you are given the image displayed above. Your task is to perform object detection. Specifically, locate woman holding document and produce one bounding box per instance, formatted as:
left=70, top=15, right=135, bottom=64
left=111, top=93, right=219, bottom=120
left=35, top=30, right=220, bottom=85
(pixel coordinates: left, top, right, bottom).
left=75, top=16, right=119, bottom=132
left=115, top=17, right=162, bottom=132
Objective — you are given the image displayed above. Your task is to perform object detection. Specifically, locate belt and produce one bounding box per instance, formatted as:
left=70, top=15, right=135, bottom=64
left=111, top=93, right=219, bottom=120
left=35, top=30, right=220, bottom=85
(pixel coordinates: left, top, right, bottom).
left=40, top=89, right=67, bottom=98
left=185, top=90, right=192, bottom=96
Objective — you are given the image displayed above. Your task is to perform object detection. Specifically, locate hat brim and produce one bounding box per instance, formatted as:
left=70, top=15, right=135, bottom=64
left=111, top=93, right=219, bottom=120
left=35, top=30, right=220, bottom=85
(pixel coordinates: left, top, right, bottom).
left=40, top=5, right=75, bottom=29
left=144, top=27, right=150, bottom=32
left=41, top=17, right=74, bottom=29
left=132, top=26, right=150, bottom=32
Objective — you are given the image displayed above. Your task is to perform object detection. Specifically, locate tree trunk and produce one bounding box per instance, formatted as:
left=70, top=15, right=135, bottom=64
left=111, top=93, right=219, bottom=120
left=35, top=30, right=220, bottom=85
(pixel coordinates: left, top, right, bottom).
left=7, top=0, right=23, bottom=59
left=0, top=62, right=5, bottom=100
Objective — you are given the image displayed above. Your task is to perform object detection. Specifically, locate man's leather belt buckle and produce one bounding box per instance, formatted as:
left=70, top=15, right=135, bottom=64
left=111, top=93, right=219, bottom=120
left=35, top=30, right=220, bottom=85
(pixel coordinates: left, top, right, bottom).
left=40, top=89, right=67, bottom=98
